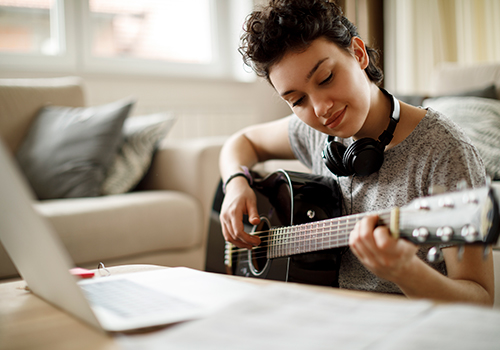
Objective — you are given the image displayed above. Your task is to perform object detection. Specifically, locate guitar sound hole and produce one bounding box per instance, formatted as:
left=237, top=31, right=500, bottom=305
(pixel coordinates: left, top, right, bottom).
left=248, top=217, right=271, bottom=275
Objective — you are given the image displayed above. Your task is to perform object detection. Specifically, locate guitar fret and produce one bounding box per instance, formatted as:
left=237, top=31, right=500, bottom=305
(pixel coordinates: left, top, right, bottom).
left=281, top=227, right=289, bottom=256
left=312, top=222, right=317, bottom=252
left=278, top=227, right=283, bottom=258
left=291, top=227, right=299, bottom=254
left=312, top=222, right=318, bottom=252
left=295, top=225, right=300, bottom=255
left=274, top=227, right=278, bottom=259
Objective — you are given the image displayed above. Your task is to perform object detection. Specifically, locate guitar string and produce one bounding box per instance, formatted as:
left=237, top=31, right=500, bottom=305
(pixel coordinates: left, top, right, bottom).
left=230, top=214, right=392, bottom=262
left=227, top=227, right=353, bottom=261
left=224, top=210, right=392, bottom=263
left=246, top=211, right=391, bottom=247
left=228, top=212, right=393, bottom=260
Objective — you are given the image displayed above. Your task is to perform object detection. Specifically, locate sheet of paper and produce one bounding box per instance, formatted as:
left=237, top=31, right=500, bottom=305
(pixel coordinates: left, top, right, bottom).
left=117, top=267, right=261, bottom=314
left=117, top=284, right=436, bottom=350
left=371, top=304, right=500, bottom=350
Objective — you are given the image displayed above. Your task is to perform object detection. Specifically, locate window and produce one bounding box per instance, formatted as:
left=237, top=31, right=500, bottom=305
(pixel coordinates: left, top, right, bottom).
left=0, top=0, right=253, bottom=80
left=0, top=0, right=59, bottom=55
left=89, top=0, right=213, bottom=64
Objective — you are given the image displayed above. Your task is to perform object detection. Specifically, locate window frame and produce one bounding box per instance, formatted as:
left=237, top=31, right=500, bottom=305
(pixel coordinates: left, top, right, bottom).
left=0, top=0, right=77, bottom=72
left=0, top=0, right=252, bottom=81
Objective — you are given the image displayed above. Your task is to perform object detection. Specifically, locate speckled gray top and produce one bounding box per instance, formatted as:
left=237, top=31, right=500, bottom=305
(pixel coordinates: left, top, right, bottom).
left=288, top=108, right=486, bottom=294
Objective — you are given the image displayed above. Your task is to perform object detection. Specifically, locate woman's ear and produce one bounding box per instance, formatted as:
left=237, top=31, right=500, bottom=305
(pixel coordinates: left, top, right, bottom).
left=350, top=37, right=369, bottom=70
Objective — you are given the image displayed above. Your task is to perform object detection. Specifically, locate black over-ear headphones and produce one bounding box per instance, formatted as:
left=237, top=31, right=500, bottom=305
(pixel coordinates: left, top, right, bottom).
left=322, top=88, right=400, bottom=177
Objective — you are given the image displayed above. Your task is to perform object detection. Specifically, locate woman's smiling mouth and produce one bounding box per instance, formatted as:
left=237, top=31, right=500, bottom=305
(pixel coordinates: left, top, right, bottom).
left=324, top=106, right=347, bottom=129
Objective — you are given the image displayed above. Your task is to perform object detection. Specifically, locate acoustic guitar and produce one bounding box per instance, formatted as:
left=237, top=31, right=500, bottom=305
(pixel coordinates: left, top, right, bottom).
left=206, top=170, right=500, bottom=287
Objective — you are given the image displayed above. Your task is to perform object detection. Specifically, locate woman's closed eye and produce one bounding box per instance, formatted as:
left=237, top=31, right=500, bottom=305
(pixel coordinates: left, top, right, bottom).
left=292, top=96, right=305, bottom=107
left=319, top=72, right=333, bottom=85
left=290, top=72, right=333, bottom=107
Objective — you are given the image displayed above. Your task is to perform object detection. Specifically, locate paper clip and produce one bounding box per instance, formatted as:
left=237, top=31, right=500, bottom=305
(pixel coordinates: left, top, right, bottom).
left=97, top=262, right=111, bottom=277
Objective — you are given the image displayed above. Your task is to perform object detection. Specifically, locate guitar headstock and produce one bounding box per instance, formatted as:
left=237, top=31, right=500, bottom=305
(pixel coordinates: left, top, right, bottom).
left=397, top=185, right=500, bottom=246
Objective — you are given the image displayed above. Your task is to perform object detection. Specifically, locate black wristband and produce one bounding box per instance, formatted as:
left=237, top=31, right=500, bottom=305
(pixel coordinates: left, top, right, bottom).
left=222, top=166, right=252, bottom=194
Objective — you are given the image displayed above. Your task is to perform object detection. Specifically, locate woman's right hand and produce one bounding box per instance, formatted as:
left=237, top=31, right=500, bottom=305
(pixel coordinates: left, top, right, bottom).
left=219, top=176, right=261, bottom=249
left=218, top=116, right=294, bottom=249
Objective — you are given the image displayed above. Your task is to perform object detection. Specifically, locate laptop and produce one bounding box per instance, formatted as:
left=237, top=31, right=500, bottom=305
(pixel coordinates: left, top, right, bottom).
left=0, top=139, right=258, bottom=333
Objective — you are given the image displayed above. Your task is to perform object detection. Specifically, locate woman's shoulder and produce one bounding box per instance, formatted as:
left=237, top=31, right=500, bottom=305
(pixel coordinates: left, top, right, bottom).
left=411, top=107, right=475, bottom=145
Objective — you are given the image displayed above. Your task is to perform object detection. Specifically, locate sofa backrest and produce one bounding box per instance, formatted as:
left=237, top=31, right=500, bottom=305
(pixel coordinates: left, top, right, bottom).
left=430, top=62, right=500, bottom=98
left=0, top=76, right=85, bottom=154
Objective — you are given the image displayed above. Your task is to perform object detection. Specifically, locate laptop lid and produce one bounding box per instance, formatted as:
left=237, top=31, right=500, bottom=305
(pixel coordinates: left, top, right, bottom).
left=0, top=139, right=259, bottom=333
left=0, top=139, right=102, bottom=330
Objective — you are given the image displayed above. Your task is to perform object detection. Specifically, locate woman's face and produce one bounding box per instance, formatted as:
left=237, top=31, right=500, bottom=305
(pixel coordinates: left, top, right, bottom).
left=269, top=36, right=372, bottom=139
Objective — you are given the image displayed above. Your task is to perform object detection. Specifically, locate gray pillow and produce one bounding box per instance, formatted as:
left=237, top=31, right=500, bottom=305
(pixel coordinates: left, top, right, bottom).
left=16, top=99, right=134, bottom=199
left=101, top=113, right=176, bottom=195
left=397, top=84, right=498, bottom=107
left=423, top=96, right=500, bottom=180
left=444, top=84, right=498, bottom=100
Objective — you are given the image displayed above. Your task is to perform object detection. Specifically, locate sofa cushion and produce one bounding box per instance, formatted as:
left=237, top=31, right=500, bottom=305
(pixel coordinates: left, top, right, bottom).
left=34, top=191, right=202, bottom=265
left=451, top=84, right=498, bottom=99
left=16, top=99, right=134, bottom=200
left=101, top=113, right=176, bottom=195
left=397, top=84, right=498, bottom=107
left=423, top=96, right=500, bottom=180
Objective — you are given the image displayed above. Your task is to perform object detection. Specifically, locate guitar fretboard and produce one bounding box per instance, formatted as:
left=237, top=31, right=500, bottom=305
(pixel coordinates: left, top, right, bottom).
left=267, top=211, right=392, bottom=259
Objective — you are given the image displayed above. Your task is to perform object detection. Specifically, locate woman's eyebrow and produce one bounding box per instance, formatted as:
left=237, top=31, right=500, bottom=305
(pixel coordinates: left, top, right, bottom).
left=280, top=57, right=329, bottom=97
left=306, top=57, right=328, bottom=81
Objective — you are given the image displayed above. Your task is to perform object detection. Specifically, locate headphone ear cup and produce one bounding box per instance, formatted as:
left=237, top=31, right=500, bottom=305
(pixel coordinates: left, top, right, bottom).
left=343, top=138, right=384, bottom=176
left=322, top=140, right=353, bottom=176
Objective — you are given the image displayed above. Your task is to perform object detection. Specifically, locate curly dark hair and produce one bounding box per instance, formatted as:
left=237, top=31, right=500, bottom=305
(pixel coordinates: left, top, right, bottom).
left=239, top=0, right=383, bottom=85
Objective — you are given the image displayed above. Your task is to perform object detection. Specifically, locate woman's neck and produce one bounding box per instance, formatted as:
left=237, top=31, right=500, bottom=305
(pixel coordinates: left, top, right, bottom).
left=354, top=84, right=394, bottom=141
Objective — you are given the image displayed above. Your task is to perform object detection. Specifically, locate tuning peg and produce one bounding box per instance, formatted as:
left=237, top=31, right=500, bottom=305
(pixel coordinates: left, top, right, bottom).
left=436, top=226, right=454, bottom=242
left=461, top=224, right=478, bottom=242
left=427, top=246, right=444, bottom=263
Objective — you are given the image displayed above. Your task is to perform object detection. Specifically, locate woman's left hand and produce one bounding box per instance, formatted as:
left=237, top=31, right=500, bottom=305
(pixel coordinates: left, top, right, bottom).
left=349, top=215, right=419, bottom=282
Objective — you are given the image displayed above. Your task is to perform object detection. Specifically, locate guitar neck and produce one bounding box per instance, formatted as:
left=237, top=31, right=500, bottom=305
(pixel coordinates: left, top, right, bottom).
left=267, top=210, right=392, bottom=259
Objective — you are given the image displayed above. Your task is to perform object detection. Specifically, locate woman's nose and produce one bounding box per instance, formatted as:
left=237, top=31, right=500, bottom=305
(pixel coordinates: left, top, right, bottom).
left=313, top=95, right=333, bottom=118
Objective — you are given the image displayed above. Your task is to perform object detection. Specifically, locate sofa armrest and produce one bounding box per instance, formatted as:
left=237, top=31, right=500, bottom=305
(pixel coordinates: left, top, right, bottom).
left=139, top=136, right=227, bottom=235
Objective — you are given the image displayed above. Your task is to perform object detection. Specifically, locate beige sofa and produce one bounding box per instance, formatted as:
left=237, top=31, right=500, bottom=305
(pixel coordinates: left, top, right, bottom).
left=0, top=77, right=226, bottom=279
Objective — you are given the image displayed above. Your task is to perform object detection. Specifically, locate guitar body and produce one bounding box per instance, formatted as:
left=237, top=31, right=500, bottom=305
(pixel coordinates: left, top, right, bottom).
left=225, top=170, right=344, bottom=287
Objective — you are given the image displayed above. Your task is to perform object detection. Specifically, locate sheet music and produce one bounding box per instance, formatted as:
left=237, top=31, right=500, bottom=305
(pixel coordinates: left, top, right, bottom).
left=117, top=284, right=438, bottom=350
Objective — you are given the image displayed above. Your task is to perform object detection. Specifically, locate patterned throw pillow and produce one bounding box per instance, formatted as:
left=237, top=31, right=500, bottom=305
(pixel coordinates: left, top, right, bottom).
left=423, top=96, right=500, bottom=180
left=16, top=99, right=134, bottom=199
left=101, top=113, right=176, bottom=195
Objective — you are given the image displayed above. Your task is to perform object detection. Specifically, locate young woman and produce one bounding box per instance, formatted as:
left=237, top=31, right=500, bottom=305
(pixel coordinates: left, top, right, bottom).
left=219, top=0, right=494, bottom=305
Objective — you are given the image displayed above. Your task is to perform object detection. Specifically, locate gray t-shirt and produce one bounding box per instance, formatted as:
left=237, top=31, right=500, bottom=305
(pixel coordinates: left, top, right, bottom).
left=288, top=108, right=486, bottom=294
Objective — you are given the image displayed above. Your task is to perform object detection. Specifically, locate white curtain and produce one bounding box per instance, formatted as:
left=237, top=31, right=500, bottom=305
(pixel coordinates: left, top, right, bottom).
left=384, top=0, right=500, bottom=95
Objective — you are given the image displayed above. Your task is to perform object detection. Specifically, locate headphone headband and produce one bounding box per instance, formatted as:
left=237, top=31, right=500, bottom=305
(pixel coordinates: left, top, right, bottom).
left=378, top=88, right=400, bottom=148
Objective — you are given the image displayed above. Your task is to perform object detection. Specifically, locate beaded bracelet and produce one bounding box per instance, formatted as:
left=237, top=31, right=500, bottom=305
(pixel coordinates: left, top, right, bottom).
left=222, top=166, right=253, bottom=194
